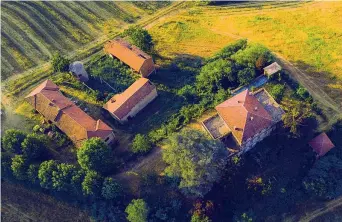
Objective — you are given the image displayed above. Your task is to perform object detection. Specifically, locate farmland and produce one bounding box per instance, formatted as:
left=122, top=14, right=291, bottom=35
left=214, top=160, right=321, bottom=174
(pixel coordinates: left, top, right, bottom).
left=1, top=1, right=342, bottom=222
left=149, top=1, right=342, bottom=107
left=1, top=1, right=170, bottom=80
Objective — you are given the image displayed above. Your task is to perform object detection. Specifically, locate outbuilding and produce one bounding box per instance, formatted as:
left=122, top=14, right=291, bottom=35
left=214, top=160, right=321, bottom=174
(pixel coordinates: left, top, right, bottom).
left=264, top=62, right=282, bottom=77
left=308, top=133, right=335, bottom=157
left=69, top=61, right=89, bottom=82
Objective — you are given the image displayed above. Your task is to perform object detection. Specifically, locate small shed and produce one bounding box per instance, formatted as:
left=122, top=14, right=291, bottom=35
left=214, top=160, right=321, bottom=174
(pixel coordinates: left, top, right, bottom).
left=69, top=61, right=89, bottom=82
left=264, top=62, right=282, bottom=77
left=308, top=132, right=335, bottom=157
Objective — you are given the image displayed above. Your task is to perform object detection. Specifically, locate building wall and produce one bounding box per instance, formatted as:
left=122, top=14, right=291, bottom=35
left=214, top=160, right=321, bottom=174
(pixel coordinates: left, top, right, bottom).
left=140, top=58, right=155, bottom=77
left=117, top=89, right=158, bottom=122
left=241, top=125, right=275, bottom=153
left=103, top=132, right=116, bottom=145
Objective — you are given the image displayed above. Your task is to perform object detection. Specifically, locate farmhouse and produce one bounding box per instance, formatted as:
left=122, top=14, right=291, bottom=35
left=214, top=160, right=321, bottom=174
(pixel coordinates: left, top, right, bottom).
left=264, top=62, right=282, bottom=77
left=203, top=88, right=284, bottom=153
left=25, top=80, right=115, bottom=147
left=103, top=78, right=157, bottom=123
left=69, top=61, right=89, bottom=82
left=309, top=133, right=335, bottom=157
left=104, top=38, right=155, bottom=77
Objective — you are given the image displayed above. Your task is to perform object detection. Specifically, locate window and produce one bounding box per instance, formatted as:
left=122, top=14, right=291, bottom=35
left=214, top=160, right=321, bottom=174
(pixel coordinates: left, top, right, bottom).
left=105, top=137, right=109, bottom=142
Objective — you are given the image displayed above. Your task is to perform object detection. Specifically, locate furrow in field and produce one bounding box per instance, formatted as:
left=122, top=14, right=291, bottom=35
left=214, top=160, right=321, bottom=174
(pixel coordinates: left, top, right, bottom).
left=42, top=2, right=95, bottom=40
left=1, top=18, right=45, bottom=65
left=21, top=2, right=80, bottom=48
left=95, top=1, right=135, bottom=21
left=2, top=3, right=72, bottom=51
left=77, top=1, right=118, bottom=21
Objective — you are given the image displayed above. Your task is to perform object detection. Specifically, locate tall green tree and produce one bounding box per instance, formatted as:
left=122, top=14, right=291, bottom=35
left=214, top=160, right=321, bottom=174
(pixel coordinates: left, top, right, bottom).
left=21, top=134, right=47, bottom=160
left=2, top=129, right=26, bottom=153
left=163, top=129, right=228, bottom=197
left=38, top=160, right=58, bottom=189
left=11, top=155, right=28, bottom=180
left=82, top=170, right=103, bottom=196
left=101, top=177, right=122, bottom=200
left=27, top=164, right=40, bottom=184
left=125, top=199, right=149, bottom=222
left=52, top=52, right=70, bottom=72
left=281, top=99, right=313, bottom=136
left=123, top=26, right=154, bottom=53
left=132, top=134, right=152, bottom=154
left=52, top=163, right=78, bottom=191
left=77, top=138, right=115, bottom=173
left=231, top=43, right=273, bottom=68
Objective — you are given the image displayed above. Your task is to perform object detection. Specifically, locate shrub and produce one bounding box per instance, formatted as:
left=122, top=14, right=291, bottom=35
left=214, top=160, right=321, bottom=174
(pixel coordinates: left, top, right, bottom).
left=52, top=52, right=70, bottom=72
left=296, top=86, right=311, bottom=101
left=237, top=68, right=256, bottom=85
left=33, top=125, right=41, bottom=132
left=125, top=199, right=149, bottom=222
left=132, top=134, right=152, bottom=154
left=2, top=129, right=26, bottom=153
left=27, top=164, right=40, bottom=184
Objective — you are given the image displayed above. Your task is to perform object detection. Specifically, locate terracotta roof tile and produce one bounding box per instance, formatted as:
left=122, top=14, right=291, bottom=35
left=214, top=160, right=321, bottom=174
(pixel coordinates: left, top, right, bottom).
left=104, top=38, right=152, bottom=72
left=104, top=78, right=156, bottom=120
left=26, top=80, right=113, bottom=144
left=309, top=133, right=335, bottom=157
left=216, top=89, right=275, bottom=145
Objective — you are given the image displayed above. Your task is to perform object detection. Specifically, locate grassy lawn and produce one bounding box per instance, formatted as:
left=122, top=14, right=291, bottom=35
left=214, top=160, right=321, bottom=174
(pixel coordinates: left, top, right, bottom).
left=149, top=1, right=342, bottom=103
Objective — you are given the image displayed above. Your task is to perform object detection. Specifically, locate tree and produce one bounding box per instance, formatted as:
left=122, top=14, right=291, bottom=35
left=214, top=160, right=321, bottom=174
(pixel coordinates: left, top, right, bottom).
left=196, top=59, right=237, bottom=93
left=231, top=43, right=273, bottom=68
left=11, top=155, right=28, bottom=180
left=296, top=86, right=310, bottom=101
left=255, top=54, right=267, bottom=72
left=123, top=26, right=154, bottom=52
left=51, top=52, right=70, bottom=72
left=125, top=199, right=149, bottom=222
left=52, top=163, right=78, bottom=191
left=2, top=129, right=26, bottom=153
left=77, top=138, right=115, bottom=173
left=101, top=177, right=122, bottom=200
left=191, top=214, right=211, bottom=222
left=211, top=39, right=247, bottom=61
left=132, top=134, right=152, bottom=154
left=268, top=84, right=285, bottom=102
left=281, top=99, right=313, bottom=136
left=82, top=170, right=103, bottom=196
left=38, top=160, right=58, bottom=189
left=27, top=164, right=40, bottom=184
left=21, top=134, right=47, bottom=160
left=303, top=155, right=342, bottom=199
left=237, top=68, right=256, bottom=85
left=163, top=129, right=228, bottom=197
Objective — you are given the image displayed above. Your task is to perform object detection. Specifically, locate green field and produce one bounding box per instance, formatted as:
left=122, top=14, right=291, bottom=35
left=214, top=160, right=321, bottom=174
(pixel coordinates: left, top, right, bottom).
left=0, top=1, right=170, bottom=80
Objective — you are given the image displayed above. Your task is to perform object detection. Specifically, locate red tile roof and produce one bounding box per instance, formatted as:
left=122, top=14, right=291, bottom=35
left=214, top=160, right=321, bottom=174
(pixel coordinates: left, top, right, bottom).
left=309, top=133, right=335, bottom=157
left=216, top=89, right=275, bottom=145
left=26, top=80, right=113, bottom=145
left=103, top=78, right=156, bottom=120
left=104, top=38, right=154, bottom=76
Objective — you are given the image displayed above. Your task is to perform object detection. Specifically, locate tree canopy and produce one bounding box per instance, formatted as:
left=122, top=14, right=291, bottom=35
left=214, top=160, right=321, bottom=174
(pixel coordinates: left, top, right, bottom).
left=21, top=134, right=47, bottom=160
left=82, top=170, right=103, bottom=196
left=163, top=129, right=228, bottom=197
left=11, top=155, right=28, bottom=180
left=2, top=129, right=26, bottom=153
left=77, top=138, right=115, bottom=173
left=131, top=134, right=152, bottom=154
left=231, top=43, right=273, bottom=68
left=101, top=177, right=122, bottom=200
left=125, top=199, right=149, bottom=222
left=123, top=26, right=154, bottom=53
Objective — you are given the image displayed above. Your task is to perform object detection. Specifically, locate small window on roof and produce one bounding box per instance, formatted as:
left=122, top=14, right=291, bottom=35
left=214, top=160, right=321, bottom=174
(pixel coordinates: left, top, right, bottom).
left=105, top=137, right=109, bottom=142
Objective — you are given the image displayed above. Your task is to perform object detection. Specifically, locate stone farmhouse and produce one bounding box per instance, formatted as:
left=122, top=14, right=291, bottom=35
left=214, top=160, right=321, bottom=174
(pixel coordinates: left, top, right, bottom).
left=202, top=88, right=284, bottom=153
left=103, top=78, right=158, bottom=123
left=104, top=38, right=155, bottom=78
left=309, top=132, right=335, bottom=158
left=25, top=80, right=115, bottom=147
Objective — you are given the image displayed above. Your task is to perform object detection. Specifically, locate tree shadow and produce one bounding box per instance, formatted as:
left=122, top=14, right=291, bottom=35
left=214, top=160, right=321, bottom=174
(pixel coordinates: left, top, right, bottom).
left=150, top=53, right=203, bottom=89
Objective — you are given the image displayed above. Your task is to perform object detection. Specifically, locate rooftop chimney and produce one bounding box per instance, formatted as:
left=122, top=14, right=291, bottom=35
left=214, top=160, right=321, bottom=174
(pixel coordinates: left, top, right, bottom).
left=238, top=100, right=244, bottom=103
left=250, top=116, right=254, bottom=121
left=254, top=106, right=258, bottom=111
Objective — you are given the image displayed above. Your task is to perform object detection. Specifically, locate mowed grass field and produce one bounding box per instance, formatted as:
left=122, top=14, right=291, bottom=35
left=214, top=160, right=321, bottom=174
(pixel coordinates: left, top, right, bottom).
left=0, top=1, right=170, bottom=79
left=149, top=1, right=342, bottom=103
